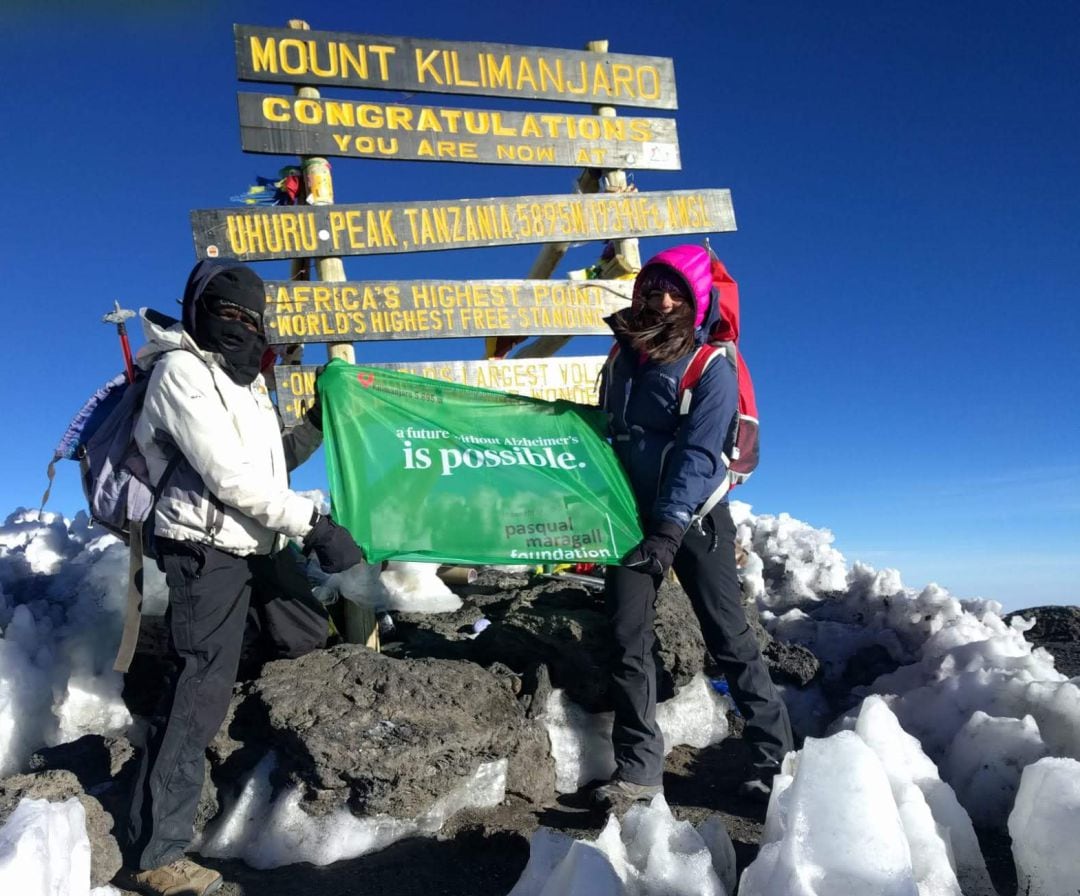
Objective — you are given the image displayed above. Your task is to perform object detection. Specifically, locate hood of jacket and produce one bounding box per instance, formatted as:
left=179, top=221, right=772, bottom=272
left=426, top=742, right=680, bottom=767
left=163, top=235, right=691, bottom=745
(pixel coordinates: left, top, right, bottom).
left=181, top=258, right=255, bottom=337
left=134, top=307, right=231, bottom=376
left=632, top=244, right=718, bottom=331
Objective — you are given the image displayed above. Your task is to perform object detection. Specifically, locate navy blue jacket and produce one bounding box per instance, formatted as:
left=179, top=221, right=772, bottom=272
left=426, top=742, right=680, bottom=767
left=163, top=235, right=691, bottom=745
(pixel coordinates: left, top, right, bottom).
left=601, top=313, right=738, bottom=533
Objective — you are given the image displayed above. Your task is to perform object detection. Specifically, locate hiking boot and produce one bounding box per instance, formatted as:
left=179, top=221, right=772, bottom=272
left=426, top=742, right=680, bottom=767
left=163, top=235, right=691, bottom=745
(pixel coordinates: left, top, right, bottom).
left=591, top=778, right=663, bottom=813
left=115, top=857, right=223, bottom=896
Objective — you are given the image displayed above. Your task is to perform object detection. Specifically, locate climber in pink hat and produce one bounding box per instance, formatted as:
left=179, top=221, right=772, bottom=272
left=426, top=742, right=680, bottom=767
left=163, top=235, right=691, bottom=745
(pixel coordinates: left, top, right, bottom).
left=592, top=244, right=793, bottom=813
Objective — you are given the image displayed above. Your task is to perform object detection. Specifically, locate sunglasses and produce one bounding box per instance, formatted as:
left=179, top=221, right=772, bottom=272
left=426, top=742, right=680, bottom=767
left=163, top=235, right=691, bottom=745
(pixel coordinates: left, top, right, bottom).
left=645, top=288, right=689, bottom=305
left=208, top=298, right=263, bottom=333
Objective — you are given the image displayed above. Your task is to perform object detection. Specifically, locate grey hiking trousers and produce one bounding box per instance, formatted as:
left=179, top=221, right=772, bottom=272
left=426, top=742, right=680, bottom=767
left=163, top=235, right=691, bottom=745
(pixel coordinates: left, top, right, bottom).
left=603, top=503, right=793, bottom=787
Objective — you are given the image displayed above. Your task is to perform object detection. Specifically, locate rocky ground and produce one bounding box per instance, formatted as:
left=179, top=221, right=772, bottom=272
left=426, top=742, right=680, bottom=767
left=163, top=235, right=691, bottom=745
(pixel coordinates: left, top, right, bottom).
left=1004, top=604, right=1080, bottom=678
left=151, top=735, right=1023, bottom=896
left=193, top=737, right=772, bottom=896
left=2, top=568, right=1073, bottom=895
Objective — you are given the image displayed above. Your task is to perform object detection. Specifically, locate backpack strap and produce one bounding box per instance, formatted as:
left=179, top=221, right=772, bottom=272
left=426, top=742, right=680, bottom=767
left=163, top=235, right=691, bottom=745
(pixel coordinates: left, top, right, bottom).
left=598, top=343, right=634, bottom=443
left=677, top=343, right=740, bottom=531
left=112, top=451, right=183, bottom=674
left=677, top=344, right=726, bottom=416
left=40, top=457, right=59, bottom=516
left=114, top=522, right=146, bottom=673
left=597, top=343, right=620, bottom=403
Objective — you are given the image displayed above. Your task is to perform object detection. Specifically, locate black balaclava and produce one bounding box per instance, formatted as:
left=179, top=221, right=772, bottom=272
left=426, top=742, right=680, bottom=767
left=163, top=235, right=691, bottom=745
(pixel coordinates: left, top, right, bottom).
left=181, top=259, right=268, bottom=386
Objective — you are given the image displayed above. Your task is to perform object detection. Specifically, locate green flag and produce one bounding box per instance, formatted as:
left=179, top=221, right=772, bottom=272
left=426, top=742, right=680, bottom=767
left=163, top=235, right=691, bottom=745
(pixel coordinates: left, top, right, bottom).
left=319, top=359, right=643, bottom=566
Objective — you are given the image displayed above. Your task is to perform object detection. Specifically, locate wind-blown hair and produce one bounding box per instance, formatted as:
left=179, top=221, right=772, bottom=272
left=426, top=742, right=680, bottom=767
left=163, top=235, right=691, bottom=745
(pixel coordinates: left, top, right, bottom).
left=610, top=300, right=696, bottom=364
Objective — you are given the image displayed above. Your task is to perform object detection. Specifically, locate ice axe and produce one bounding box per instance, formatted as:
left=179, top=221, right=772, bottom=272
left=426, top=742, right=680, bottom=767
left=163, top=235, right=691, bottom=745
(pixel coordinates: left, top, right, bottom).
left=102, top=301, right=136, bottom=383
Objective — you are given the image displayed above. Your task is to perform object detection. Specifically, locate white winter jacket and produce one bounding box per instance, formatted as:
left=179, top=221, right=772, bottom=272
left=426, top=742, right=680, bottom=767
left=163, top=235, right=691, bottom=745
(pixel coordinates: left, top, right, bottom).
left=133, top=310, right=321, bottom=556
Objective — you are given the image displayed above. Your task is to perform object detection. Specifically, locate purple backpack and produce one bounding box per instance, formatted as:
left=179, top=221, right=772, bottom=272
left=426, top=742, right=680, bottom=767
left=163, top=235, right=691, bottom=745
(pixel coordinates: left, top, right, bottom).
left=45, top=371, right=176, bottom=554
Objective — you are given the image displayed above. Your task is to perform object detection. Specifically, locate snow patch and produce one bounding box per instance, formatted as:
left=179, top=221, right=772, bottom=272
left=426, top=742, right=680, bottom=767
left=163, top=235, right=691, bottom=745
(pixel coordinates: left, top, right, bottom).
left=200, top=753, right=506, bottom=869
left=314, top=560, right=462, bottom=613
left=508, top=795, right=735, bottom=896
left=0, top=797, right=92, bottom=896
left=1007, top=756, right=1080, bottom=896
left=741, top=696, right=997, bottom=896
left=541, top=674, right=731, bottom=793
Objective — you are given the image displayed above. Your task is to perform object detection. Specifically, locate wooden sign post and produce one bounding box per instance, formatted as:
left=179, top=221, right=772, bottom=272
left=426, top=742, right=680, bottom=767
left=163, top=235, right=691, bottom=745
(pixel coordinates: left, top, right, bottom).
left=234, top=25, right=678, bottom=109
left=237, top=92, right=679, bottom=169
left=261, top=277, right=631, bottom=343
left=516, top=38, right=642, bottom=362
left=287, top=20, right=354, bottom=367
left=192, top=21, right=738, bottom=646
left=275, top=356, right=610, bottom=427
left=288, top=19, right=374, bottom=651
left=191, top=188, right=734, bottom=261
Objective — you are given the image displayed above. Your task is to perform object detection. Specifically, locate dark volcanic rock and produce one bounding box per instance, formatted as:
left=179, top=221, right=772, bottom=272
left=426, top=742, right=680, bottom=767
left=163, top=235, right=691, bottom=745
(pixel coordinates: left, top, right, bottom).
left=841, top=644, right=901, bottom=690
left=0, top=769, right=121, bottom=887
left=381, top=568, right=826, bottom=717
left=29, top=733, right=134, bottom=786
left=471, top=582, right=614, bottom=712
left=740, top=592, right=822, bottom=687
left=388, top=599, right=487, bottom=662
left=762, top=640, right=821, bottom=687
left=1008, top=604, right=1080, bottom=642
left=470, top=576, right=708, bottom=712
left=213, top=645, right=554, bottom=820
left=463, top=571, right=824, bottom=710
left=28, top=734, right=137, bottom=835
left=654, top=579, right=709, bottom=694
left=381, top=568, right=533, bottom=662
left=1007, top=604, right=1080, bottom=678
left=26, top=731, right=220, bottom=871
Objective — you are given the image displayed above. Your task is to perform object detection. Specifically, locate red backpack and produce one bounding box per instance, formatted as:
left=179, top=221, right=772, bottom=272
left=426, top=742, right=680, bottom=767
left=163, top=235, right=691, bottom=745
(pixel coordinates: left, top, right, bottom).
left=678, top=245, right=759, bottom=517
left=602, top=244, right=760, bottom=523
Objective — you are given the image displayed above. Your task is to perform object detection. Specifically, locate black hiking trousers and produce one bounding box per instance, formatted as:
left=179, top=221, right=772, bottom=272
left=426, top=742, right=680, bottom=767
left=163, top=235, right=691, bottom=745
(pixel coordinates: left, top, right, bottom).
left=122, top=540, right=327, bottom=871
left=603, top=503, right=793, bottom=787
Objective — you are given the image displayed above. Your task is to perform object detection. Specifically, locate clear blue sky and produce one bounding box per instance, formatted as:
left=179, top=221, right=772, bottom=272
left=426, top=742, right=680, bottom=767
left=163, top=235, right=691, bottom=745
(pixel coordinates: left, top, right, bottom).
left=6, top=0, right=1077, bottom=611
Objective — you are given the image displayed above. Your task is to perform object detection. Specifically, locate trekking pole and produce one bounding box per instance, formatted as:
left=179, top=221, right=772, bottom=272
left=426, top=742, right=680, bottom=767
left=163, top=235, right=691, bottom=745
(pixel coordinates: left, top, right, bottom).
left=103, top=301, right=136, bottom=383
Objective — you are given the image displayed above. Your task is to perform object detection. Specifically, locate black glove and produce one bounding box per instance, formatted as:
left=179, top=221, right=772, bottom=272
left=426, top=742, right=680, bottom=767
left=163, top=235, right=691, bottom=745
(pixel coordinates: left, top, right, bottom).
left=304, top=365, right=327, bottom=431
left=303, top=510, right=363, bottom=573
left=622, top=520, right=684, bottom=577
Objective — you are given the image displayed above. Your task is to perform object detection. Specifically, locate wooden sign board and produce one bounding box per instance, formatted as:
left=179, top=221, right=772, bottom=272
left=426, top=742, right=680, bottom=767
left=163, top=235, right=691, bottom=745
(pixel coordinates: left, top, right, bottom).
left=238, top=92, right=680, bottom=170
left=192, top=189, right=734, bottom=262
left=235, top=24, right=677, bottom=110
left=262, top=278, right=632, bottom=344
left=276, top=356, right=606, bottom=427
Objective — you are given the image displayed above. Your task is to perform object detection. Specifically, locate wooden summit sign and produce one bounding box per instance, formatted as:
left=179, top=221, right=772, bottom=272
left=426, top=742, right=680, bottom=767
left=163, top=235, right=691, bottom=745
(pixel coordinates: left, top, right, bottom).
left=192, top=188, right=733, bottom=262
left=238, top=92, right=680, bottom=169
left=235, top=24, right=677, bottom=109
left=262, top=278, right=632, bottom=343
left=276, top=356, right=607, bottom=427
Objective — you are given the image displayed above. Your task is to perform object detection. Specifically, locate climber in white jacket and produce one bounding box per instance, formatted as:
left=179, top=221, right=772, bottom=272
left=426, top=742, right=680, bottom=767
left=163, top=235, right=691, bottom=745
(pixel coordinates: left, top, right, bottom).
left=135, top=302, right=319, bottom=554
left=118, top=259, right=361, bottom=896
